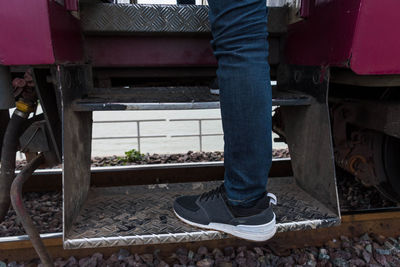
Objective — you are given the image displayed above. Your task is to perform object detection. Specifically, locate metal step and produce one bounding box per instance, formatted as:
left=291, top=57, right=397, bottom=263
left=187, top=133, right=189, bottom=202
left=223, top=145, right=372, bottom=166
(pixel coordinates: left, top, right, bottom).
left=72, top=86, right=313, bottom=111
left=64, top=177, right=339, bottom=249
left=58, top=65, right=341, bottom=250
left=80, top=4, right=288, bottom=35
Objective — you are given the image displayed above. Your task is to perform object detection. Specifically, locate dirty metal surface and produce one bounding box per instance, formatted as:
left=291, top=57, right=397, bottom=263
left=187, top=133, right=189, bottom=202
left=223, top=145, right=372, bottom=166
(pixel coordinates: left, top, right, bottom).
left=71, top=86, right=313, bottom=111
left=80, top=4, right=288, bottom=34
left=278, top=65, right=340, bottom=218
left=64, top=178, right=339, bottom=249
left=59, top=65, right=94, bottom=236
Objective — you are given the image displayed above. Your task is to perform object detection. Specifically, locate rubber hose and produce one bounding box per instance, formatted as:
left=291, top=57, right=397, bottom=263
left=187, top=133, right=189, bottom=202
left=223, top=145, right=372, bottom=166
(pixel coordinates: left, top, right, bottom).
left=0, top=110, right=10, bottom=161
left=0, top=112, right=27, bottom=222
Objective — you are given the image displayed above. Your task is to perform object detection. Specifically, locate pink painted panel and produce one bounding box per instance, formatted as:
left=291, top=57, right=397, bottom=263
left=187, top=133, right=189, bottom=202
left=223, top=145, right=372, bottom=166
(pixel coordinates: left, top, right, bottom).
left=0, top=0, right=55, bottom=65
left=86, top=36, right=216, bottom=67
left=350, top=0, right=400, bottom=75
left=0, top=0, right=82, bottom=66
left=48, top=1, right=83, bottom=64
left=286, top=0, right=362, bottom=67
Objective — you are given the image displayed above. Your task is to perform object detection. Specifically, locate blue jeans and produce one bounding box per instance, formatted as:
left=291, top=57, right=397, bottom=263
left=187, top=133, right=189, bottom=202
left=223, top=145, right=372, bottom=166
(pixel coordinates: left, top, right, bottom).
left=208, top=0, right=272, bottom=206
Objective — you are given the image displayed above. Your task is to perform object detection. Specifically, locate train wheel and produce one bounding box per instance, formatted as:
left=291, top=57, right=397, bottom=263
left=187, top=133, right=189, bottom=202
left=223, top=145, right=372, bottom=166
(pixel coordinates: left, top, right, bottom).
left=380, top=134, right=400, bottom=201
left=333, top=126, right=400, bottom=203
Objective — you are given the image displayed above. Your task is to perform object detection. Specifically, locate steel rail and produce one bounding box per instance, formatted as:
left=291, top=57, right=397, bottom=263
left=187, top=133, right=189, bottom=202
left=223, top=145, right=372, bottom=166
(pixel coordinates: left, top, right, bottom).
left=1, top=210, right=400, bottom=262
left=19, top=158, right=293, bottom=192
left=2, top=159, right=400, bottom=262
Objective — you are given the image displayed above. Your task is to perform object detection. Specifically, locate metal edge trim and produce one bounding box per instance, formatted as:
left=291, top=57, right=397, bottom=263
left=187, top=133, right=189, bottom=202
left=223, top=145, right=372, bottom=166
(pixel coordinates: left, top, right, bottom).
left=0, top=211, right=335, bottom=246
left=63, top=217, right=340, bottom=249
left=0, top=232, right=62, bottom=243
left=64, top=230, right=225, bottom=249
left=277, top=217, right=341, bottom=232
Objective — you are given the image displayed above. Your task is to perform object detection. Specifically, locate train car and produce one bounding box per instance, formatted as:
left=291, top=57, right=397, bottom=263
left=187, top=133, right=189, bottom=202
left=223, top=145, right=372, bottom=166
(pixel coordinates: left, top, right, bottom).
left=0, top=0, right=399, bottom=264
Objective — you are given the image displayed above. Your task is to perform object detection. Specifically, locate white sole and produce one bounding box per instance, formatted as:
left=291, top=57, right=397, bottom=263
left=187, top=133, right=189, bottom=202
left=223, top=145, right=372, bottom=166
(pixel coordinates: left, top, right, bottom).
left=174, top=210, right=277, bottom=242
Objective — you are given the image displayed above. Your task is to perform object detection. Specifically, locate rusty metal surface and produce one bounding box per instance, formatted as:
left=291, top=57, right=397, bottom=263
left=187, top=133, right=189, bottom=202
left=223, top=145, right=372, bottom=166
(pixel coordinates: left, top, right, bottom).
left=80, top=4, right=288, bottom=34
left=64, top=177, right=338, bottom=249
left=10, top=154, right=53, bottom=266
left=72, top=86, right=312, bottom=111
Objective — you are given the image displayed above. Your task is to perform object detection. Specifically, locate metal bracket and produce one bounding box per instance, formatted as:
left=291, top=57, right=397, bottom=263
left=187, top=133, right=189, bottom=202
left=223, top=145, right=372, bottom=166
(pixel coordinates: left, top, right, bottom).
left=20, top=121, right=50, bottom=153
left=277, top=65, right=340, bottom=216
left=55, top=65, right=93, bottom=240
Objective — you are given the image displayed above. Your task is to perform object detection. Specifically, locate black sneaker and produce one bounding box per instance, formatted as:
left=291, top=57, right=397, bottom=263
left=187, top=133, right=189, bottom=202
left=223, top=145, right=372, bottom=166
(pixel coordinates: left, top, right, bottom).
left=173, top=184, right=277, bottom=241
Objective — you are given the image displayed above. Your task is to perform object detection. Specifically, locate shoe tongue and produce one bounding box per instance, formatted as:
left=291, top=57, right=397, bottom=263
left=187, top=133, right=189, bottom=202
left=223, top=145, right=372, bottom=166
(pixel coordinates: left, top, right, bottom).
left=200, top=184, right=225, bottom=202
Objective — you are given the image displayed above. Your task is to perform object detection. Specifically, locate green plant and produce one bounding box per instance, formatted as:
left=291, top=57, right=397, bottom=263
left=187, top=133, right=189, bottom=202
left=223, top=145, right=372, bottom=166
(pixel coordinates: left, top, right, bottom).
left=120, top=148, right=144, bottom=163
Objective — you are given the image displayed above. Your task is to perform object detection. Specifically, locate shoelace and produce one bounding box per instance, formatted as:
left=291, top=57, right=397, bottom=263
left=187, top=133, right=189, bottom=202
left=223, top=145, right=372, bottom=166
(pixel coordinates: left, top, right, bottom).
left=267, top=192, right=277, bottom=205
left=199, top=184, right=224, bottom=202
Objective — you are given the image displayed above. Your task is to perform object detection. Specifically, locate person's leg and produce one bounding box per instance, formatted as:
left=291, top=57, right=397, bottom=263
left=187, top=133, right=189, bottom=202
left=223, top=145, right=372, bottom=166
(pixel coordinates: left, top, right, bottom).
left=173, top=0, right=275, bottom=241
left=209, top=0, right=272, bottom=207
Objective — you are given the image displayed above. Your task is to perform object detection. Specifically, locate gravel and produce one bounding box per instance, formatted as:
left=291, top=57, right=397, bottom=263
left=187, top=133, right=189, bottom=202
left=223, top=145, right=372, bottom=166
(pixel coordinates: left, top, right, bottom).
left=15, top=149, right=290, bottom=170
left=2, top=149, right=398, bottom=237
left=2, top=234, right=400, bottom=266
left=336, top=168, right=397, bottom=212
left=0, top=192, right=61, bottom=237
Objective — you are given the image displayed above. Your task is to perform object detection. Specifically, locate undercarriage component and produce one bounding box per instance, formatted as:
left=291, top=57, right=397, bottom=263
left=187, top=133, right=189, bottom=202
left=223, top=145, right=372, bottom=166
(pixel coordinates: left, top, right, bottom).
left=332, top=103, right=400, bottom=202
left=0, top=112, right=28, bottom=222
left=0, top=66, right=14, bottom=109
left=0, top=111, right=10, bottom=161
left=0, top=71, right=38, bottom=222
left=272, top=108, right=286, bottom=143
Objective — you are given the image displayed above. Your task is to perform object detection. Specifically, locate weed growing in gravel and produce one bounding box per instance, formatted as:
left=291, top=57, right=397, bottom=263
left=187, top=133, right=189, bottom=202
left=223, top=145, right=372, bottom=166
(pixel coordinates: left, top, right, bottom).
left=119, top=149, right=144, bottom=163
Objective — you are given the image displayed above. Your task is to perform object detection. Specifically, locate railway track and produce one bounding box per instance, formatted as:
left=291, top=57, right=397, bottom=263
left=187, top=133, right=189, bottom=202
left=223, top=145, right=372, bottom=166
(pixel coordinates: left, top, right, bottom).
left=1, top=159, right=400, bottom=264
left=1, top=210, right=400, bottom=263
left=19, top=158, right=292, bottom=193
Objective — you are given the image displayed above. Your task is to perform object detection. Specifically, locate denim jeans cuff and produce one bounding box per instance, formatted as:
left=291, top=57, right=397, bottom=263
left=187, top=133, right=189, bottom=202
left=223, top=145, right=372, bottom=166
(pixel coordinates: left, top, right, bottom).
left=227, top=194, right=264, bottom=207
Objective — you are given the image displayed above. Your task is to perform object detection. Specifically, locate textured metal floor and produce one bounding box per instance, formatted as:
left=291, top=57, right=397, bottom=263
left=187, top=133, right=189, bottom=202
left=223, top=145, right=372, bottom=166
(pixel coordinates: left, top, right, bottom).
left=64, top=177, right=339, bottom=249
left=80, top=4, right=288, bottom=34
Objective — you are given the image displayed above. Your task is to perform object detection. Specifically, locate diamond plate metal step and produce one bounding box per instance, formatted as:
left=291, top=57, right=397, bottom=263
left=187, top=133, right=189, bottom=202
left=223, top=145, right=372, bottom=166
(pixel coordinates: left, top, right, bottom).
left=80, top=4, right=288, bottom=34
left=64, top=178, right=339, bottom=249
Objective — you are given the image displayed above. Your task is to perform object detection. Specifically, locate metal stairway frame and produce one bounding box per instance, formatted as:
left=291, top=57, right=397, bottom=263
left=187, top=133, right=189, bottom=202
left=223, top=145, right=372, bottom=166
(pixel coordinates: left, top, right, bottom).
left=278, top=65, right=340, bottom=215
left=54, top=2, right=340, bottom=249
left=56, top=63, right=340, bottom=249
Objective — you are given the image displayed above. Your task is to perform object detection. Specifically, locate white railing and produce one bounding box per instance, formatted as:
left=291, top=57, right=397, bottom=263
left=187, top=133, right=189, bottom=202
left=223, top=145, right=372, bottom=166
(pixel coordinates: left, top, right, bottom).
left=93, top=117, right=223, bottom=152
left=170, top=118, right=223, bottom=152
